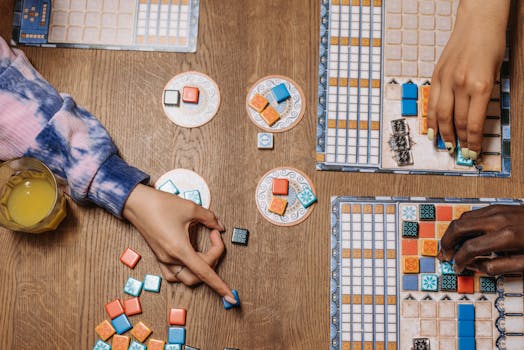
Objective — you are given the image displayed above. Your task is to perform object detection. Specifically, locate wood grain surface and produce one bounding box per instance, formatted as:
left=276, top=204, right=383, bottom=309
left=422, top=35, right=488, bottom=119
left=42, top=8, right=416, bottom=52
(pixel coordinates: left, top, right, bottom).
left=0, top=1, right=523, bottom=349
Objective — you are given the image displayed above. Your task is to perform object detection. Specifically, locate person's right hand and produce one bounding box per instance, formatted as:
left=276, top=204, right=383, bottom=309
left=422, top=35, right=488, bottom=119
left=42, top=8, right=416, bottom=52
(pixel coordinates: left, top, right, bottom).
left=439, top=205, right=524, bottom=276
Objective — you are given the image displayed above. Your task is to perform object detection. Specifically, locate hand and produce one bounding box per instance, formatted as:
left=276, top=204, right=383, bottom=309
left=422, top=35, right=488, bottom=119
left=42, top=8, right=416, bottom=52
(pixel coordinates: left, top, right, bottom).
left=439, top=205, right=524, bottom=276
left=123, top=184, right=237, bottom=304
left=427, top=0, right=510, bottom=160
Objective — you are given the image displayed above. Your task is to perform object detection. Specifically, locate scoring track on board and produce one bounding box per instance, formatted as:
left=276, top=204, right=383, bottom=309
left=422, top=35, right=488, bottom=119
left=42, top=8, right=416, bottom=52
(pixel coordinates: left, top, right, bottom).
left=246, top=75, right=306, bottom=133
left=255, top=167, right=316, bottom=226
left=155, top=168, right=211, bottom=209
left=162, top=71, right=221, bottom=128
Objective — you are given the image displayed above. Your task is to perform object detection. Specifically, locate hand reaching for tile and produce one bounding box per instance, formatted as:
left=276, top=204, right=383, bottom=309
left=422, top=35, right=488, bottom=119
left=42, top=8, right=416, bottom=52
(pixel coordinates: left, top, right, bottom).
left=426, top=0, right=510, bottom=160
left=123, top=184, right=238, bottom=305
left=439, top=205, right=524, bottom=275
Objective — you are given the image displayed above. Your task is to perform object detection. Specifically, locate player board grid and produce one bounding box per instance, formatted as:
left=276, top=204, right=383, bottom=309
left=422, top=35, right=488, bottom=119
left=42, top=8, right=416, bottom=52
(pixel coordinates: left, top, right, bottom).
left=316, top=0, right=511, bottom=177
left=12, top=0, right=200, bottom=52
left=330, top=196, right=524, bottom=350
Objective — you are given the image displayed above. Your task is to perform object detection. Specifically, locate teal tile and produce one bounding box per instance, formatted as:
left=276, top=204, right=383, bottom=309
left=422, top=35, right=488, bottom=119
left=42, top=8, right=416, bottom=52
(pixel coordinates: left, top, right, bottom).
left=421, top=273, right=438, bottom=292
left=297, top=187, right=317, bottom=208
left=124, top=277, right=144, bottom=297
left=402, top=221, right=419, bottom=237
left=183, top=190, right=202, bottom=206
left=143, top=274, right=162, bottom=293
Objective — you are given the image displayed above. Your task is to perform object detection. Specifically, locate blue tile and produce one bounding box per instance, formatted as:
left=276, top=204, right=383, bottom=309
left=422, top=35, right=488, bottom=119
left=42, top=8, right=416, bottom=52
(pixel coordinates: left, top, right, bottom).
left=271, top=83, right=291, bottom=103
left=419, top=257, right=435, bottom=273
left=458, top=320, right=475, bottom=337
left=440, top=261, right=455, bottom=275
left=232, top=227, right=249, bottom=246
left=402, top=83, right=418, bottom=100
left=437, top=133, right=446, bottom=150
left=421, top=273, right=439, bottom=292
left=183, top=190, right=202, bottom=206
left=223, top=289, right=241, bottom=310
left=458, top=304, right=475, bottom=321
left=129, top=340, right=146, bottom=350
left=402, top=275, right=418, bottom=291
left=297, top=187, right=318, bottom=208
left=165, top=345, right=183, bottom=350
left=158, top=179, right=179, bottom=195
left=458, top=337, right=476, bottom=350
left=124, top=277, right=144, bottom=297
left=143, top=274, right=162, bottom=293
left=111, top=314, right=133, bottom=334
left=92, top=340, right=111, bottom=350
left=401, top=99, right=418, bottom=116
left=168, top=326, right=186, bottom=344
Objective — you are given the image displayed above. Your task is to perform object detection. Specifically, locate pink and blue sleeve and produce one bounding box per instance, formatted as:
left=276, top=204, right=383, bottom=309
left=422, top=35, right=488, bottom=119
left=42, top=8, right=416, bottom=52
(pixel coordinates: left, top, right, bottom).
left=0, top=36, right=149, bottom=218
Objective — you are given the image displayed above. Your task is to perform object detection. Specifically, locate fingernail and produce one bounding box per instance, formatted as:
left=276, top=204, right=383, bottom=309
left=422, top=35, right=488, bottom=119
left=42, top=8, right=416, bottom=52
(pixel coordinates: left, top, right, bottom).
left=437, top=251, right=444, bottom=260
left=224, top=295, right=237, bottom=305
left=469, top=150, right=477, bottom=161
left=427, top=128, right=434, bottom=141
left=444, top=142, right=454, bottom=154
left=462, top=148, right=469, bottom=159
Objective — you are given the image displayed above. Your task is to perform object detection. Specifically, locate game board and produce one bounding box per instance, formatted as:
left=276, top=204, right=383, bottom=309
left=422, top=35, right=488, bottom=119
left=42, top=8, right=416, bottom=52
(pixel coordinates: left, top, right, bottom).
left=330, top=196, right=524, bottom=350
left=12, top=0, right=200, bottom=52
left=317, top=0, right=511, bottom=177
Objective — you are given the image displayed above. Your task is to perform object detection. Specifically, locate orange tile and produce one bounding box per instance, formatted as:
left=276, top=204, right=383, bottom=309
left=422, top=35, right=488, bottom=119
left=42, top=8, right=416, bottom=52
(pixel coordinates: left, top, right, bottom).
left=272, top=178, right=289, bottom=195
left=419, top=222, right=435, bottom=238
left=182, top=86, right=199, bottom=104
left=112, top=335, right=130, bottom=350
left=147, top=339, right=165, bottom=350
left=123, top=297, right=142, bottom=316
left=105, top=299, right=124, bottom=319
left=402, top=256, right=419, bottom=273
left=437, top=222, right=449, bottom=239
left=268, top=197, right=288, bottom=216
left=420, top=117, right=428, bottom=134
left=420, top=239, right=439, bottom=257
left=402, top=239, right=418, bottom=255
left=420, top=85, right=431, bottom=100
left=260, top=106, right=280, bottom=126
left=95, top=320, right=115, bottom=341
left=120, top=247, right=141, bottom=269
left=168, top=308, right=186, bottom=326
left=436, top=206, right=453, bottom=221
left=248, top=94, right=269, bottom=113
left=131, top=321, right=152, bottom=343
left=458, top=276, right=475, bottom=294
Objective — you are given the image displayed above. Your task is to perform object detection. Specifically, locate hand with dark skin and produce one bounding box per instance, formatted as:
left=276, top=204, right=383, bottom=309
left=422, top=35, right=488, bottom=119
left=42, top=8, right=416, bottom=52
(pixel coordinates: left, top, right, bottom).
left=439, top=205, right=524, bottom=276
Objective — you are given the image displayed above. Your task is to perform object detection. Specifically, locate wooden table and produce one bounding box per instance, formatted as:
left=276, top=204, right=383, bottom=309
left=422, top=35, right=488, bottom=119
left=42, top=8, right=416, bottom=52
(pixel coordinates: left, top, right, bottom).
left=0, top=1, right=522, bottom=349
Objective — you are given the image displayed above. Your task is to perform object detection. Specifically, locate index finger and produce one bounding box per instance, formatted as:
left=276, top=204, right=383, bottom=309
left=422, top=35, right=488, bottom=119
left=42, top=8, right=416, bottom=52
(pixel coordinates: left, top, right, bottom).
left=466, top=92, right=491, bottom=160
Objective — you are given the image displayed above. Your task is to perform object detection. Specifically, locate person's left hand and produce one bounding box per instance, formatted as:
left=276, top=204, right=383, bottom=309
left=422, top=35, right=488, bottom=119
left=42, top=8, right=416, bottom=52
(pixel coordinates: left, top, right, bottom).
left=439, top=205, right=524, bottom=275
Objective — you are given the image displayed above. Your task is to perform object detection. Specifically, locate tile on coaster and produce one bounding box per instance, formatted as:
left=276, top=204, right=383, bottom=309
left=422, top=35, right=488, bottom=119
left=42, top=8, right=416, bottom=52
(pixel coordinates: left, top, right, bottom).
left=92, top=340, right=111, bottom=350
left=402, top=239, right=418, bottom=255
left=158, top=179, right=180, bottom=195
left=165, top=345, right=183, bottom=350
left=297, top=187, right=317, bottom=208
left=183, top=190, right=202, bottom=206
left=232, top=227, right=249, bottom=246
left=401, top=99, right=418, bottom=116
left=257, top=132, right=274, bottom=149
left=456, top=142, right=474, bottom=167
left=402, top=82, right=418, bottom=99
left=146, top=339, right=165, bottom=350
left=143, top=274, right=162, bottom=293
left=436, top=205, right=453, bottom=221
left=182, top=86, right=199, bottom=104
left=419, top=257, right=435, bottom=273
left=419, top=204, right=436, bottom=221
left=458, top=320, right=475, bottom=337
left=131, top=321, right=152, bottom=343
left=402, top=221, right=419, bottom=238
left=112, top=335, right=131, bottom=350
left=120, top=248, right=141, bottom=269
left=95, top=320, right=116, bottom=341
left=418, top=222, right=435, bottom=238
left=440, top=274, right=457, bottom=292
left=111, top=314, right=133, bottom=335
left=169, top=308, right=187, bottom=326
left=167, top=326, right=186, bottom=344
left=401, top=205, right=418, bottom=220
left=458, top=304, right=475, bottom=320
left=403, top=256, right=419, bottom=273
left=124, top=277, right=144, bottom=297
left=123, top=297, right=142, bottom=316
left=164, top=90, right=180, bottom=107
left=260, top=106, right=280, bottom=126
left=223, top=289, right=241, bottom=310
left=420, top=239, right=439, bottom=257
left=421, top=273, right=439, bottom=292
left=272, top=178, right=289, bottom=195
left=271, top=82, right=291, bottom=103
left=128, top=340, right=146, bottom=350
left=268, top=196, right=288, bottom=216
left=479, top=277, right=496, bottom=293
left=437, top=133, right=446, bottom=150
left=412, top=338, right=430, bottom=350
left=402, top=274, right=419, bottom=291
left=440, top=261, right=455, bottom=275
left=249, top=93, right=269, bottom=112
left=457, top=276, right=475, bottom=294
left=105, top=299, right=125, bottom=319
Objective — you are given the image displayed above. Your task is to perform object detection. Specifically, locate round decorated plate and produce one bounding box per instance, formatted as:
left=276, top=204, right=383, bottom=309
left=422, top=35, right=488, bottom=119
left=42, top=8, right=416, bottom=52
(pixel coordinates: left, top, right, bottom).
left=255, top=167, right=317, bottom=226
left=155, top=168, right=211, bottom=209
left=246, top=75, right=306, bottom=133
left=162, top=71, right=221, bottom=128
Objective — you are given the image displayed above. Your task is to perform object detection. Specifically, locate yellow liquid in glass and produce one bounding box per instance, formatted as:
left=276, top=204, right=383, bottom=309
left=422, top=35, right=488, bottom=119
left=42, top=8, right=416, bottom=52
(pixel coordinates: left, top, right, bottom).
left=6, top=178, right=55, bottom=227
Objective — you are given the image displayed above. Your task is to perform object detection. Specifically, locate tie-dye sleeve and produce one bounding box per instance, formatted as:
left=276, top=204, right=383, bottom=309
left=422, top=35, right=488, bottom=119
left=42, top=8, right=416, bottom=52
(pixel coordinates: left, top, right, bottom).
left=0, top=36, right=149, bottom=218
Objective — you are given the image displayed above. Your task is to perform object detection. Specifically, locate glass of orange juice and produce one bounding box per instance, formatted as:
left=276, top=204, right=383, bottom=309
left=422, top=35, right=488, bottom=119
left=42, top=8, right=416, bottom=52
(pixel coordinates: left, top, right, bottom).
left=0, top=157, right=67, bottom=233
